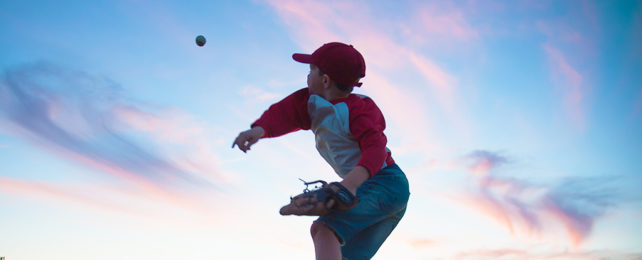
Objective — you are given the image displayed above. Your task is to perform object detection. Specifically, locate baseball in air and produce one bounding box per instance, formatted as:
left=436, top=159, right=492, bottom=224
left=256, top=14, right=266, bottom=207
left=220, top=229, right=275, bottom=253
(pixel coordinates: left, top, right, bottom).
left=195, top=35, right=206, bottom=46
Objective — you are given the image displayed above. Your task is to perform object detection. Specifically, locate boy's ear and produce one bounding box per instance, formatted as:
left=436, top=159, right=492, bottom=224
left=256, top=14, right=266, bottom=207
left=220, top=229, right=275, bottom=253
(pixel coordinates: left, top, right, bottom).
left=322, top=74, right=331, bottom=87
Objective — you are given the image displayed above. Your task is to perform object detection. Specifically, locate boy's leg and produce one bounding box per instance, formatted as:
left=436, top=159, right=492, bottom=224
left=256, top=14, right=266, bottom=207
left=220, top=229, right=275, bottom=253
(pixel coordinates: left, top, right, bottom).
left=311, top=221, right=342, bottom=260
left=316, top=164, right=410, bottom=259
left=341, top=207, right=407, bottom=259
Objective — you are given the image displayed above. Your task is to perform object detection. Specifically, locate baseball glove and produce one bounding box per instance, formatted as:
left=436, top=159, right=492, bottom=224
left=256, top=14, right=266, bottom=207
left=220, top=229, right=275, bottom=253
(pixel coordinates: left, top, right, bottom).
left=279, top=179, right=359, bottom=216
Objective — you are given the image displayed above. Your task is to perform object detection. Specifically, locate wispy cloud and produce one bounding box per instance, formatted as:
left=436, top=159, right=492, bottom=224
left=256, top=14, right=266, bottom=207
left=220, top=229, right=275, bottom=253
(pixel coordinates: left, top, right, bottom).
left=0, top=62, right=227, bottom=195
left=0, top=177, right=145, bottom=216
left=405, top=51, right=458, bottom=109
left=263, top=0, right=474, bottom=153
left=239, top=85, right=282, bottom=102
left=543, top=43, right=586, bottom=131
left=454, top=248, right=527, bottom=260
left=536, top=1, right=599, bottom=132
left=0, top=175, right=266, bottom=230
left=466, top=150, right=509, bottom=176
left=263, top=0, right=343, bottom=47
left=453, top=248, right=642, bottom=260
left=400, top=3, right=479, bottom=47
left=541, top=177, right=617, bottom=246
left=405, top=238, right=437, bottom=249
left=112, top=105, right=233, bottom=184
left=455, top=150, right=617, bottom=246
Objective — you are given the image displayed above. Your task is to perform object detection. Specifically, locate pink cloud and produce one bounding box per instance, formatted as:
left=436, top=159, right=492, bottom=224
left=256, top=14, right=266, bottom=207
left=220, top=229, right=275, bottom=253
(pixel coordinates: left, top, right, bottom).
left=405, top=238, right=437, bottom=249
left=543, top=44, right=586, bottom=131
left=454, top=248, right=527, bottom=260
left=541, top=198, right=591, bottom=247
left=458, top=189, right=517, bottom=234
left=263, top=0, right=473, bottom=152
left=0, top=176, right=239, bottom=228
left=466, top=150, right=507, bottom=176
left=264, top=0, right=343, bottom=48
left=405, top=52, right=458, bottom=110
left=468, top=157, right=493, bottom=176
left=3, top=122, right=215, bottom=213
left=452, top=150, right=614, bottom=246
left=453, top=248, right=642, bottom=260
left=112, top=105, right=232, bottom=184
left=536, top=1, right=600, bottom=133
left=0, top=177, right=140, bottom=216
left=239, top=86, right=282, bottom=102
left=363, top=73, right=440, bottom=153
left=0, top=63, right=227, bottom=198
left=403, top=4, right=479, bottom=45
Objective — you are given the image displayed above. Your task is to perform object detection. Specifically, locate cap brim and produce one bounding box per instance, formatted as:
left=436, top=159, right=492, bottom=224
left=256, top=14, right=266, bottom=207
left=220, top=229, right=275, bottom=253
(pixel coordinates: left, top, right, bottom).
left=292, top=53, right=312, bottom=63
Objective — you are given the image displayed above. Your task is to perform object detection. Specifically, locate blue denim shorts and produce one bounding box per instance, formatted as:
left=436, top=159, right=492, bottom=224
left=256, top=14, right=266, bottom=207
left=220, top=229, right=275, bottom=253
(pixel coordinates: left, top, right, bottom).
left=316, top=164, right=410, bottom=260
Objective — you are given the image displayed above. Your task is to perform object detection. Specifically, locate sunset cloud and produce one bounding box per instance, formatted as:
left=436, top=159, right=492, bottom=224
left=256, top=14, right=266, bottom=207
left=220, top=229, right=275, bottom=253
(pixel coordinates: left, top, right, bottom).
left=541, top=177, right=616, bottom=246
left=453, top=248, right=642, bottom=260
left=0, top=177, right=139, bottom=216
left=406, top=238, right=437, bottom=249
left=400, top=3, right=479, bottom=47
left=238, top=85, right=282, bottom=102
left=263, top=0, right=472, bottom=153
left=456, top=150, right=617, bottom=246
left=263, top=0, right=343, bottom=47
left=0, top=62, right=226, bottom=193
left=535, top=1, right=599, bottom=133
left=543, top=44, right=586, bottom=131
left=0, top=176, right=252, bottom=228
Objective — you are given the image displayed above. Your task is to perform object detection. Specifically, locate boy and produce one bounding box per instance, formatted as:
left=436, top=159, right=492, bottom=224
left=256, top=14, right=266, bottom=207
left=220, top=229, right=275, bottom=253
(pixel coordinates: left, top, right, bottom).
left=232, top=42, right=410, bottom=260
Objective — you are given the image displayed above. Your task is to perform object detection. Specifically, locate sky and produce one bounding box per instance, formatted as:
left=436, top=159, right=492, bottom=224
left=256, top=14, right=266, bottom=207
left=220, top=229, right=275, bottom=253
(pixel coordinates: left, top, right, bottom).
left=1, top=0, right=641, bottom=259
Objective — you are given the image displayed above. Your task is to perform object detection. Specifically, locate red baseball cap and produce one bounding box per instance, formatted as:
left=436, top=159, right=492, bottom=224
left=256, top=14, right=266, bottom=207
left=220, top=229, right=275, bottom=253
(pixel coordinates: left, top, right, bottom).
left=292, top=42, right=366, bottom=87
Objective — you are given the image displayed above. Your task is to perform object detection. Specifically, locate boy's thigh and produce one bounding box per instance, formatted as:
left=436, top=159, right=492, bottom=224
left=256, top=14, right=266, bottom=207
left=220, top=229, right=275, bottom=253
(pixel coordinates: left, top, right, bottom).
left=341, top=207, right=407, bottom=260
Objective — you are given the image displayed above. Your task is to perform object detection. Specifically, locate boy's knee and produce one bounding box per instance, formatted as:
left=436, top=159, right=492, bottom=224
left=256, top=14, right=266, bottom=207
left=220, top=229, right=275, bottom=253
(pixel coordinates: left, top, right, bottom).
left=311, top=221, right=343, bottom=245
left=310, top=221, right=327, bottom=238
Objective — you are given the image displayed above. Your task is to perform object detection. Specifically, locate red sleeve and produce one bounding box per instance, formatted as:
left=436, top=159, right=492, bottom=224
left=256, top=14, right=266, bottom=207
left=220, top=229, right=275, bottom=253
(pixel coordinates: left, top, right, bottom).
left=251, top=88, right=311, bottom=138
left=349, top=96, right=389, bottom=177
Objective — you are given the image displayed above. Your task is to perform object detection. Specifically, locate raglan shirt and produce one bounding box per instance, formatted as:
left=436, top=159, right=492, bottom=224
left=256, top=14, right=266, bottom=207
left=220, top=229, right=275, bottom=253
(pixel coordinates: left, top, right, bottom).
left=251, top=88, right=395, bottom=178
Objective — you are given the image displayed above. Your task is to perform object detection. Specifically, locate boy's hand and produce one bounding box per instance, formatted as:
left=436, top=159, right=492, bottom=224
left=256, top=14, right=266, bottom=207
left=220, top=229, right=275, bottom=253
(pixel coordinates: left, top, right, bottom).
left=339, top=166, right=369, bottom=196
left=232, top=126, right=265, bottom=153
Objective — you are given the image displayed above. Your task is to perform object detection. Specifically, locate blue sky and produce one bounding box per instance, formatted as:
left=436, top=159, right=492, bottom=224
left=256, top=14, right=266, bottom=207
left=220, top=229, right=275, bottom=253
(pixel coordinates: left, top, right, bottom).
left=1, top=1, right=641, bottom=259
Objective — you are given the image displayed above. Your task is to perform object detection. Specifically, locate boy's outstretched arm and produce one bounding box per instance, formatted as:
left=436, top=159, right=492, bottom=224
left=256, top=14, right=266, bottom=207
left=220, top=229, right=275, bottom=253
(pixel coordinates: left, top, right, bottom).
left=340, top=165, right=370, bottom=195
left=232, top=126, right=265, bottom=153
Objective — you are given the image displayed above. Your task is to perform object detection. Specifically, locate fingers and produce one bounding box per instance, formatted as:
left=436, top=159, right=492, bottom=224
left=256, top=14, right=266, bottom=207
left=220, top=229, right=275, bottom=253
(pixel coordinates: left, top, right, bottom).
left=231, top=135, right=239, bottom=148
left=232, top=131, right=258, bottom=153
left=231, top=136, right=239, bottom=149
left=231, top=135, right=247, bottom=153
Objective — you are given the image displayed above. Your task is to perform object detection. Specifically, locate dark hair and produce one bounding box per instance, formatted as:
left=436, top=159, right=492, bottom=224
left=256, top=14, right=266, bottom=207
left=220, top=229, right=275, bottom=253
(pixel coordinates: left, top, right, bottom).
left=335, top=83, right=354, bottom=93
left=317, top=68, right=354, bottom=93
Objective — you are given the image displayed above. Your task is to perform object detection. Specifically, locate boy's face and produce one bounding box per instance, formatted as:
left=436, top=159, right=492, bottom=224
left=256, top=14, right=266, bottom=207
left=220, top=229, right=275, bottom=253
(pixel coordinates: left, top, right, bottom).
left=307, top=64, right=325, bottom=96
